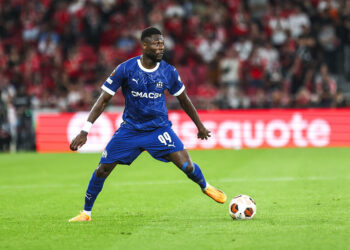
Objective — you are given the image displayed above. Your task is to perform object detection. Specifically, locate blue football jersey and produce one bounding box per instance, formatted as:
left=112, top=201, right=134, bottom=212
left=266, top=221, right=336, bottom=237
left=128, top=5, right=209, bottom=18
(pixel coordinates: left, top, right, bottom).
left=101, top=56, right=185, bottom=131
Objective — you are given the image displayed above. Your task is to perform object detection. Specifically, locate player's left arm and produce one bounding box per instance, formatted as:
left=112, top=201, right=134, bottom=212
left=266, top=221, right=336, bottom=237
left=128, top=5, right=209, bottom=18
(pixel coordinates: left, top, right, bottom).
left=176, top=90, right=211, bottom=140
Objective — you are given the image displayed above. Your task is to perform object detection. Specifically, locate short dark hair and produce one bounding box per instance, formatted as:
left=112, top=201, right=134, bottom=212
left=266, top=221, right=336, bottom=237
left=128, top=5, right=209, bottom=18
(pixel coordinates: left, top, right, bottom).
left=141, top=27, right=162, bottom=41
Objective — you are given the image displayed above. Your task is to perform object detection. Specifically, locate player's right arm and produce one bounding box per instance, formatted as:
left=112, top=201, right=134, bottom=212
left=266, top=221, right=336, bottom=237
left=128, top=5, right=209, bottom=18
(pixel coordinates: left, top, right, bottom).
left=70, top=91, right=113, bottom=151
left=70, top=63, right=125, bottom=151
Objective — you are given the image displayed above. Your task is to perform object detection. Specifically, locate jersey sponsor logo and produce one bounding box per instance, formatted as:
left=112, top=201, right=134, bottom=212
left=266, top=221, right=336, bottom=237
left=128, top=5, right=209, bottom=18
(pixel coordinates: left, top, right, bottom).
left=131, top=91, right=162, bottom=99
left=106, top=78, right=113, bottom=84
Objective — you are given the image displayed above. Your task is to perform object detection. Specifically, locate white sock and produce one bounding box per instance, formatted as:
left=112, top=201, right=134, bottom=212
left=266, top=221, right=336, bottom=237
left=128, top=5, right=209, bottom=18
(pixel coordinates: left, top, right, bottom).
left=83, top=210, right=91, bottom=216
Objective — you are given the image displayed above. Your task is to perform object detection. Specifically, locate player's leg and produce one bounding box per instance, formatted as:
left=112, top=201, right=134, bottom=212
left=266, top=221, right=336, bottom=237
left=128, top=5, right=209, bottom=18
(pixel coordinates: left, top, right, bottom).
left=165, top=149, right=206, bottom=189
left=166, top=150, right=227, bottom=204
left=68, top=162, right=117, bottom=222
left=69, top=126, right=142, bottom=222
left=84, top=163, right=117, bottom=212
left=145, top=126, right=226, bottom=203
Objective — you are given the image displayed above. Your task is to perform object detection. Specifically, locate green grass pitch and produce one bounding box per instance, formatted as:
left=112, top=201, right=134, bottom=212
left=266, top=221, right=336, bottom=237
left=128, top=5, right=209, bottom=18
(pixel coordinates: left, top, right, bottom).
left=1, top=148, right=349, bottom=250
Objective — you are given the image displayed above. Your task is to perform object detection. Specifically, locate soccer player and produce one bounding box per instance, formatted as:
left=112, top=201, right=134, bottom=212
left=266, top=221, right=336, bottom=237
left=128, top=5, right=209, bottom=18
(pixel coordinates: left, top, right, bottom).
left=69, top=27, right=226, bottom=222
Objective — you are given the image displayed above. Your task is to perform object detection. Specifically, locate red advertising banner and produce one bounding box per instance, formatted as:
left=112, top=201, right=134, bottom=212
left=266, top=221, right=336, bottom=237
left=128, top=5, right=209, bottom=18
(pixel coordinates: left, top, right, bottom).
left=36, top=109, right=350, bottom=152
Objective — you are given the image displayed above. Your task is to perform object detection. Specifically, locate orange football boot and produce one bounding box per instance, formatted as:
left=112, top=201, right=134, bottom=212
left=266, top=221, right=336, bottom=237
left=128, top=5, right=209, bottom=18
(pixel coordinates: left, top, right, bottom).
left=202, top=183, right=227, bottom=204
left=68, top=211, right=91, bottom=222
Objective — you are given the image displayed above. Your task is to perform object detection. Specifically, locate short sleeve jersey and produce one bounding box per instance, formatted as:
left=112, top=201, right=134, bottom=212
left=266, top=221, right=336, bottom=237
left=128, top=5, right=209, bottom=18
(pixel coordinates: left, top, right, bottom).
left=102, top=56, right=185, bottom=131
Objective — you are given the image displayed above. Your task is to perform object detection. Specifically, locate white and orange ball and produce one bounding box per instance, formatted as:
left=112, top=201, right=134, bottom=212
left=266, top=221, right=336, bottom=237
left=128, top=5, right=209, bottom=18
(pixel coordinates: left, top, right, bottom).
left=229, top=195, right=257, bottom=220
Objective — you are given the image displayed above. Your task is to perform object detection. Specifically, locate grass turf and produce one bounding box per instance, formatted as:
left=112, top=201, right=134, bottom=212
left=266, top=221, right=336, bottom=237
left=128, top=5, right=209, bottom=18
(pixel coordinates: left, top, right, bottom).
left=0, top=148, right=349, bottom=250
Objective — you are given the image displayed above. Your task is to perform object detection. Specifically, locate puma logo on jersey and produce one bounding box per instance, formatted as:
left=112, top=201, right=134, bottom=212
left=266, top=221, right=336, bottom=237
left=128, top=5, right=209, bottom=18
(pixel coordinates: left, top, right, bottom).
left=132, top=78, right=139, bottom=84
left=131, top=91, right=162, bottom=99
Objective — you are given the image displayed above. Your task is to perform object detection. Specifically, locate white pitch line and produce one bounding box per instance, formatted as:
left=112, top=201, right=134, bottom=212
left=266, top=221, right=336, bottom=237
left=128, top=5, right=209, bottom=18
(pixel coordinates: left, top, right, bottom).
left=0, top=176, right=348, bottom=189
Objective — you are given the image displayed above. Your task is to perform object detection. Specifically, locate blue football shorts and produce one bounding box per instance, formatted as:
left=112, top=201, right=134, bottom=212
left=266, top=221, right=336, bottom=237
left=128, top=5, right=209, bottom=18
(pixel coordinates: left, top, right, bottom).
left=99, top=125, right=184, bottom=165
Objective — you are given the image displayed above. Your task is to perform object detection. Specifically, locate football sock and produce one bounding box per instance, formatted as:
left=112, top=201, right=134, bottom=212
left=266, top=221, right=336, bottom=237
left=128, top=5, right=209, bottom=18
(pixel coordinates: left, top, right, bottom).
left=83, top=210, right=91, bottom=217
left=182, top=162, right=207, bottom=189
left=84, top=170, right=106, bottom=211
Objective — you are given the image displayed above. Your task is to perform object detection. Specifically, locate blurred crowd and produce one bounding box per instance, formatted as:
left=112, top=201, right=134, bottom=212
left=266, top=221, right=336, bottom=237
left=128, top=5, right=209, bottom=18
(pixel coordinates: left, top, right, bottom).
left=1, top=0, right=350, bottom=150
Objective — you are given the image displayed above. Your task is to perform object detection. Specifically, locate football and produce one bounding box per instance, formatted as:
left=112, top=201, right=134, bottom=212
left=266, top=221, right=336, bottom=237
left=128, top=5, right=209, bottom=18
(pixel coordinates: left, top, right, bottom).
left=229, top=195, right=257, bottom=220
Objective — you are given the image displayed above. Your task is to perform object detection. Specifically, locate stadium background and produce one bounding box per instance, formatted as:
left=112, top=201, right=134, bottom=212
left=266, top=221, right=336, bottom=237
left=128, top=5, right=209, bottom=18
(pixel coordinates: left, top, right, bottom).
left=1, top=0, right=350, bottom=152
left=1, top=1, right=350, bottom=250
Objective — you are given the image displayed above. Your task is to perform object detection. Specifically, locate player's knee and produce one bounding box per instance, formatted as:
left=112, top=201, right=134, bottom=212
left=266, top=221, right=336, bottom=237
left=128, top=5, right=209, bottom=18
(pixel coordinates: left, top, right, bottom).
left=95, top=166, right=105, bottom=178
left=181, top=161, right=194, bottom=174
left=96, top=164, right=114, bottom=178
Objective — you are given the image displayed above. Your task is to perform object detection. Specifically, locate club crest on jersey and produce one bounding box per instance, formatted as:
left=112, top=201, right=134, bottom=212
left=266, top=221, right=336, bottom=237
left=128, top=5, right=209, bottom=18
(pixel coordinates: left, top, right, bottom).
left=155, top=81, right=163, bottom=88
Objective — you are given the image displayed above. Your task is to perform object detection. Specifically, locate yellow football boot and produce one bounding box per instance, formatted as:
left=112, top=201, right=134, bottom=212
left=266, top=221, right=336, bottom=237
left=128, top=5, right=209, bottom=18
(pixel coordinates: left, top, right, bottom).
left=202, top=183, right=227, bottom=204
left=68, top=211, right=91, bottom=222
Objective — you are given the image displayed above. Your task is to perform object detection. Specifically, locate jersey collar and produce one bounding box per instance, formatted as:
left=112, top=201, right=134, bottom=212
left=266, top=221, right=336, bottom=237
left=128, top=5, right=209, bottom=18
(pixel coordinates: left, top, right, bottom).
left=137, top=59, right=160, bottom=73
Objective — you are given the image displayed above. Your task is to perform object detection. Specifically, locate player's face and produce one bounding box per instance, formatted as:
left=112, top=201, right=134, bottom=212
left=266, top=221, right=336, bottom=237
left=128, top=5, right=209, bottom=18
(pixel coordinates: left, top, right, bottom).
left=144, top=35, right=165, bottom=62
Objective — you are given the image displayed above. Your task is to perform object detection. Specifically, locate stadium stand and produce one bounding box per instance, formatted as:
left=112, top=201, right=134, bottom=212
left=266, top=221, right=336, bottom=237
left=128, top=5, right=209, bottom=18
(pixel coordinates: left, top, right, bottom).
left=1, top=0, right=350, bottom=151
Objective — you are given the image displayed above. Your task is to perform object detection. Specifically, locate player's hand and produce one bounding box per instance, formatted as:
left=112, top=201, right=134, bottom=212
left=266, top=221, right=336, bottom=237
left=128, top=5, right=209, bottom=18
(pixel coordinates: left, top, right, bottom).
left=70, top=131, right=88, bottom=151
left=197, top=127, right=211, bottom=140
